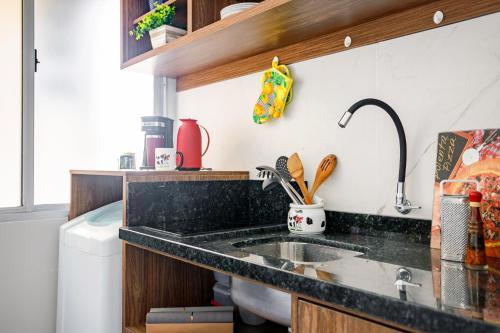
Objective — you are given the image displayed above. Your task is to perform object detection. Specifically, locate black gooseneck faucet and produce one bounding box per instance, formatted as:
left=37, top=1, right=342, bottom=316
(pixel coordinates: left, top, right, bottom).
left=338, top=98, right=421, bottom=215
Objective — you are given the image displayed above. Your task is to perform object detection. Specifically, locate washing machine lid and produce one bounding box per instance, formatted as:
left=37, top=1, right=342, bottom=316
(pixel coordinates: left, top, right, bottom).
left=64, top=201, right=122, bottom=257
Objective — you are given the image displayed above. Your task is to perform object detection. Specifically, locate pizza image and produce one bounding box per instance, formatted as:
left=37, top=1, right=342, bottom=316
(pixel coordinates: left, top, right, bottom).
left=431, top=129, right=499, bottom=257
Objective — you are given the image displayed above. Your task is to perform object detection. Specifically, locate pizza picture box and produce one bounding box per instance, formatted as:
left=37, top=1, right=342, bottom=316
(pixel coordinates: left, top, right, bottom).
left=431, top=128, right=499, bottom=257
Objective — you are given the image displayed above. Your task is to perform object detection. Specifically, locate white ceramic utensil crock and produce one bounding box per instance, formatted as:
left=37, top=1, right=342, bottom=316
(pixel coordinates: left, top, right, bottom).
left=287, top=197, right=326, bottom=234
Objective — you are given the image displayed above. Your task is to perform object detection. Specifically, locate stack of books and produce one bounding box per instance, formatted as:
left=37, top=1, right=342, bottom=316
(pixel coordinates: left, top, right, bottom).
left=145, top=306, right=234, bottom=333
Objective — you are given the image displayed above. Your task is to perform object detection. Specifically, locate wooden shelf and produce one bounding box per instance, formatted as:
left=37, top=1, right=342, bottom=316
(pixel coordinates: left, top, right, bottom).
left=124, top=315, right=288, bottom=333
left=121, top=0, right=500, bottom=91
left=122, top=0, right=429, bottom=76
left=70, top=169, right=249, bottom=178
left=124, top=325, right=146, bottom=333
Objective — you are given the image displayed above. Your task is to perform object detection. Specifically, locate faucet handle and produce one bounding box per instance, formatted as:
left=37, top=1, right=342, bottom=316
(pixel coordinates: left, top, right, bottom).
left=395, top=267, right=422, bottom=291
left=395, top=200, right=421, bottom=215
left=394, top=279, right=422, bottom=291
left=395, top=182, right=421, bottom=215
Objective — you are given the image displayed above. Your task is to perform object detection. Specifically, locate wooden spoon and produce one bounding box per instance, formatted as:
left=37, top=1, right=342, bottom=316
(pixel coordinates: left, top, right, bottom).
left=287, top=153, right=313, bottom=204
left=310, top=154, right=337, bottom=198
left=315, top=269, right=336, bottom=282
left=293, top=264, right=305, bottom=275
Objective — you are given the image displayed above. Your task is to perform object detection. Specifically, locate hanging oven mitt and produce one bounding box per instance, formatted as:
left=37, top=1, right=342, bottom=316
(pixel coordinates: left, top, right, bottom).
left=253, top=57, right=293, bottom=124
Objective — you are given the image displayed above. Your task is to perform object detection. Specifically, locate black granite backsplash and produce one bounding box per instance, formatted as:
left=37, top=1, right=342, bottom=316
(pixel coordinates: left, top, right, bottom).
left=326, top=210, right=432, bottom=245
left=128, top=180, right=247, bottom=234
left=127, top=179, right=431, bottom=241
left=248, top=180, right=294, bottom=223
left=127, top=180, right=294, bottom=235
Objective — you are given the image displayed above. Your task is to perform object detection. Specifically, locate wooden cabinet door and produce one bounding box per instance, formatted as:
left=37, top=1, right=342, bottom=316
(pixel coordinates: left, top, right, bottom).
left=297, top=300, right=403, bottom=333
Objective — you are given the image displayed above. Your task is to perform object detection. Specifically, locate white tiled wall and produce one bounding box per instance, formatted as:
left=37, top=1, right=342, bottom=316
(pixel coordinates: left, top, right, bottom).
left=178, top=12, right=500, bottom=220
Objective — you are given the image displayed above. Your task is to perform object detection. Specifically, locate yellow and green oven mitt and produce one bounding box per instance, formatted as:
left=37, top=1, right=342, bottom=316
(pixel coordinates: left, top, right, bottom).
left=253, top=57, right=293, bottom=124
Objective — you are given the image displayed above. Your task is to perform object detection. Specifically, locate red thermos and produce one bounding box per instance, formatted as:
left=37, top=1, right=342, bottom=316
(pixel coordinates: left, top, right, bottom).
left=176, top=119, right=210, bottom=170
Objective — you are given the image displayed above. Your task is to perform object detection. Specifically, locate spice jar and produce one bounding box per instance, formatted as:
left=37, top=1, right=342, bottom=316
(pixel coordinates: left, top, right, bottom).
left=465, top=191, right=488, bottom=270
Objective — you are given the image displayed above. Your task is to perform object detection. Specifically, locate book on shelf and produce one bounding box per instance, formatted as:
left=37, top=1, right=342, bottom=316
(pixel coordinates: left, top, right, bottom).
left=145, top=306, right=234, bottom=333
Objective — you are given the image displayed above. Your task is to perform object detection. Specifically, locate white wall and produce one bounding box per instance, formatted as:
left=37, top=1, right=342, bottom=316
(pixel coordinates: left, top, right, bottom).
left=178, top=12, right=500, bottom=220
left=0, top=218, right=65, bottom=333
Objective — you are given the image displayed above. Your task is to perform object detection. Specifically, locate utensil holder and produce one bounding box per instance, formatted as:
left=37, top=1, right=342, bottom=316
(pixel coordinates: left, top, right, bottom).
left=288, top=197, right=326, bottom=235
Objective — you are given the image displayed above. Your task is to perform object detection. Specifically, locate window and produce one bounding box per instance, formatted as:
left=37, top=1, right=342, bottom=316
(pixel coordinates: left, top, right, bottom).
left=0, top=0, right=23, bottom=208
left=0, top=0, right=153, bottom=215
left=33, top=0, right=153, bottom=204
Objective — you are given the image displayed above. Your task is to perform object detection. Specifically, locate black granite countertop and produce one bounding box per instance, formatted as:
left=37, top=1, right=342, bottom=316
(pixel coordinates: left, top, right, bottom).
left=119, top=224, right=500, bottom=333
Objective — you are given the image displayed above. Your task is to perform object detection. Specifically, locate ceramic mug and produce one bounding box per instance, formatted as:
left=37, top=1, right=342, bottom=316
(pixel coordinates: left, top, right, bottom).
left=287, top=197, right=326, bottom=234
left=155, top=148, right=183, bottom=170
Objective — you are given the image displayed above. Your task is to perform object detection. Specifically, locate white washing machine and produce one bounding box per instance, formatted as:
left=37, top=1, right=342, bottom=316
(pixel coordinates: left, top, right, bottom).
left=56, top=201, right=122, bottom=333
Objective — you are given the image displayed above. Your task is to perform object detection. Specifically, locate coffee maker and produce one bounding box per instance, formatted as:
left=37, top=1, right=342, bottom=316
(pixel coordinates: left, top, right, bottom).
left=140, top=116, right=174, bottom=169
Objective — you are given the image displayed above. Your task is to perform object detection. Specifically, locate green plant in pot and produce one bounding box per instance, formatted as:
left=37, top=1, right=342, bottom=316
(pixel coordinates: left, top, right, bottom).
left=129, top=3, right=186, bottom=49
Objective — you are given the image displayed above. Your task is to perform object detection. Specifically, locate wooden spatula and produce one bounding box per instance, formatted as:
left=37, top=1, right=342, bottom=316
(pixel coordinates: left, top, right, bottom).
left=315, top=269, right=336, bottom=282
left=310, top=154, right=337, bottom=199
left=287, top=153, right=313, bottom=204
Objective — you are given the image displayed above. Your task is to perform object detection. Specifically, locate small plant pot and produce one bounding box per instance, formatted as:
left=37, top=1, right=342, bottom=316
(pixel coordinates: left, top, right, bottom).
left=149, top=25, right=187, bottom=49
left=148, top=0, right=164, bottom=11
left=287, top=197, right=326, bottom=235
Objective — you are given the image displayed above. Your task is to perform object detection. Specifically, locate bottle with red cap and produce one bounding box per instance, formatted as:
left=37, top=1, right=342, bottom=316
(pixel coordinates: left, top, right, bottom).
left=465, top=190, right=488, bottom=270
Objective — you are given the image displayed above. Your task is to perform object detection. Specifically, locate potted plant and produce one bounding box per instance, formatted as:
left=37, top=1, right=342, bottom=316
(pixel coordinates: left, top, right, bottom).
left=129, top=3, right=186, bottom=49
left=148, top=0, right=164, bottom=11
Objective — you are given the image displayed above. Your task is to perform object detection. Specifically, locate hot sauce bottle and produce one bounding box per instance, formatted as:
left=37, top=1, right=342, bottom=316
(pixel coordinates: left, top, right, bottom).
left=465, top=191, right=488, bottom=270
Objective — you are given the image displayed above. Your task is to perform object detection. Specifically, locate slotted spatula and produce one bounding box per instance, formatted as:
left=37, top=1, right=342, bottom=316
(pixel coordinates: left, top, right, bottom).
left=287, top=153, right=313, bottom=204
left=310, top=154, right=337, bottom=198
left=275, top=156, right=305, bottom=205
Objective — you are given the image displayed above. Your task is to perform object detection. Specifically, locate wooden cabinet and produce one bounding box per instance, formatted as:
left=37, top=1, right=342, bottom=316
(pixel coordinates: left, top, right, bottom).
left=68, top=170, right=249, bottom=333
left=69, top=170, right=248, bottom=220
left=70, top=170, right=414, bottom=333
left=296, top=300, right=403, bottom=333
left=120, top=0, right=500, bottom=92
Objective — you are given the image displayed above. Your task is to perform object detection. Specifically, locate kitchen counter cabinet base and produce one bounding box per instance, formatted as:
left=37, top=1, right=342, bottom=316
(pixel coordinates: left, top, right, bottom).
left=68, top=170, right=249, bottom=333
left=121, top=224, right=500, bottom=333
left=69, top=174, right=123, bottom=220
left=122, top=241, right=412, bottom=333
left=123, top=243, right=215, bottom=331
left=296, top=299, right=403, bottom=333
left=123, top=242, right=290, bottom=333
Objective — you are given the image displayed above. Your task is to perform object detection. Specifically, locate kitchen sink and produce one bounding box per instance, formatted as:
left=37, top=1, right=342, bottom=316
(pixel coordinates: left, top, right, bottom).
left=233, top=237, right=365, bottom=264
left=230, top=237, right=367, bottom=327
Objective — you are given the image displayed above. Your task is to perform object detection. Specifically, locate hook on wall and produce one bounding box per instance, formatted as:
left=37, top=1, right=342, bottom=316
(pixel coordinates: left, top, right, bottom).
left=344, top=36, right=352, bottom=48
left=433, top=10, right=444, bottom=25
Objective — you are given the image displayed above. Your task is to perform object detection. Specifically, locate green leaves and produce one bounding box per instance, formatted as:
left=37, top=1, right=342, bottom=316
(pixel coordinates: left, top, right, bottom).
left=129, top=3, right=176, bottom=40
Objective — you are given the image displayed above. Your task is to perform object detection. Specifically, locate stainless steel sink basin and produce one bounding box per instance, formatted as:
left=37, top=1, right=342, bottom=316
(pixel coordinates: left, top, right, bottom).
left=237, top=241, right=364, bottom=264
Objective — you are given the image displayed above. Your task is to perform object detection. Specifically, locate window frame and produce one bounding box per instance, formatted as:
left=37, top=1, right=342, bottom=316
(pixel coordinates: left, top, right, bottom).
left=0, top=0, right=69, bottom=221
